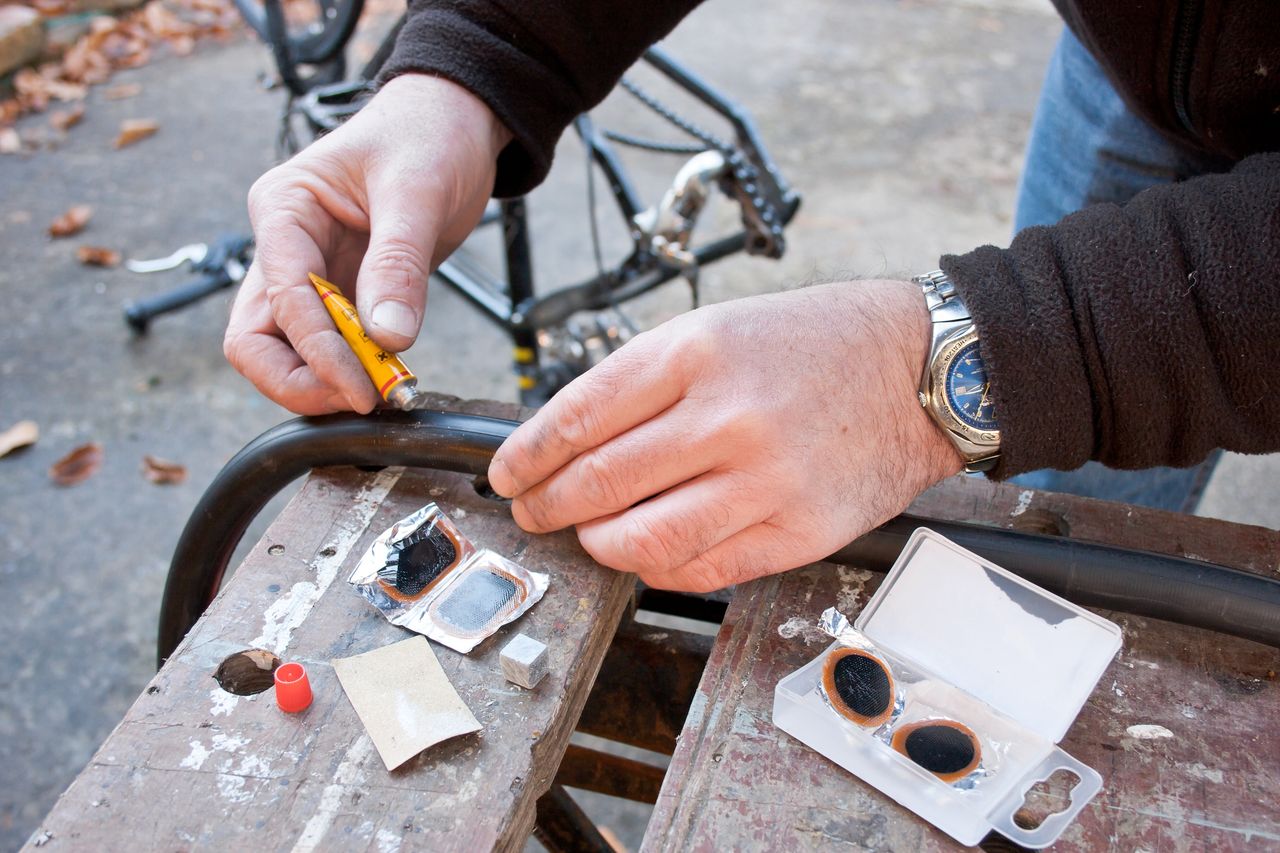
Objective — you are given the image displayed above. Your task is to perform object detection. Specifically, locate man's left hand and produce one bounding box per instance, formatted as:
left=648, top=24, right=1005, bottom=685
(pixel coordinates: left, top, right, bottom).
left=486, top=279, right=963, bottom=592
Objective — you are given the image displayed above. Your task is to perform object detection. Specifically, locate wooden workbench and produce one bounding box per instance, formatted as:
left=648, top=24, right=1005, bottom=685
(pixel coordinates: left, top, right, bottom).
left=25, top=398, right=1280, bottom=851
left=644, top=477, right=1280, bottom=851
left=27, top=399, right=637, bottom=852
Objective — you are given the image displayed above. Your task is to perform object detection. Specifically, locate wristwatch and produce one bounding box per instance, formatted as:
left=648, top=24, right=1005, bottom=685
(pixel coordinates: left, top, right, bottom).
left=913, top=270, right=1001, bottom=473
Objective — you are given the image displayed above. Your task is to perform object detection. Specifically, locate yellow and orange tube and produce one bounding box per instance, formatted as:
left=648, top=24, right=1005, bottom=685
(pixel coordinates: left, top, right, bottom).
left=309, top=273, right=423, bottom=410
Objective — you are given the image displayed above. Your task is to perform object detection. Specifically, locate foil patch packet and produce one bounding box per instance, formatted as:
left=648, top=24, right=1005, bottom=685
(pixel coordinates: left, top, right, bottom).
left=349, top=503, right=549, bottom=653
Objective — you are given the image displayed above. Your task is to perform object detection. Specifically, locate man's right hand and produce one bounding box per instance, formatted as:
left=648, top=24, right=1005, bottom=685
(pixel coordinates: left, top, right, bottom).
left=224, top=74, right=512, bottom=414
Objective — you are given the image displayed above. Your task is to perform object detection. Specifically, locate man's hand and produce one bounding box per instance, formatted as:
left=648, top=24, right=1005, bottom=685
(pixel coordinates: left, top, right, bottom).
left=224, top=74, right=511, bottom=414
left=487, top=280, right=964, bottom=592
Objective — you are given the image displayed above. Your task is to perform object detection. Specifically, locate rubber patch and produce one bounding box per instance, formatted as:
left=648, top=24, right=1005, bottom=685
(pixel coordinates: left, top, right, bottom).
left=892, top=720, right=982, bottom=783
left=349, top=505, right=549, bottom=653
left=378, top=523, right=459, bottom=601
left=432, top=568, right=523, bottom=636
left=822, top=648, right=895, bottom=727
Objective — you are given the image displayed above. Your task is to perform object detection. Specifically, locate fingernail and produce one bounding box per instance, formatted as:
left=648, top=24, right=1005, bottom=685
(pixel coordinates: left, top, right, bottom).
left=488, top=456, right=519, bottom=497
left=370, top=299, right=418, bottom=340
left=510, top=499, right=545, bottom=533
left=347, top=391, right=375, bottom=414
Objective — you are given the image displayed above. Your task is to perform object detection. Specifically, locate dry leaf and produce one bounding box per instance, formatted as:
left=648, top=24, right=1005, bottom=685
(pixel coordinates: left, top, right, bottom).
left=76, top=245, right=121, bottom=267
left=103, top=83, right=141, bottom=100
left=50, top=442, right=104, bottom=486
left=142, top=454, right=186, bottom=484
left=48, top=204, right=92, bottom=237
left=0, top=421, right=39, bottom=458
left=14, top=68, right=87, bottom=105
left=114, top=118, right=158, bottom=148
left=61, top=39, right=112, bottom=85
left=1, top=99, right=21, bottom=125
left=0, top=128, right=20, bottom=155
left=49, top=104, right=85, bottom=133
left=143, top=1, right=194, bottom=38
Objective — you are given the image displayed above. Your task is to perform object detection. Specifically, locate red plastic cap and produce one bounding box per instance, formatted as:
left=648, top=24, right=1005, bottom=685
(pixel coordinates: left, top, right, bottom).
left=274, top=662, right=312, bottom=713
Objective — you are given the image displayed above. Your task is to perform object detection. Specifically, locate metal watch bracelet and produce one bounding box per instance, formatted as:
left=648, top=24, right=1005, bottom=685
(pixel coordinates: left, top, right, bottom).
left=914, top=270, right=1000, bottom=473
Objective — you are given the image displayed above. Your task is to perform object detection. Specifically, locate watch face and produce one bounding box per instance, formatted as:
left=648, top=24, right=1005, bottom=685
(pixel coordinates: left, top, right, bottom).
left=944, top=340, right=998, bottom=431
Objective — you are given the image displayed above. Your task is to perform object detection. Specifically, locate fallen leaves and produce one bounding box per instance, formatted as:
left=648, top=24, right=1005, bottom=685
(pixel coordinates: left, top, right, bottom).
left=114, top=117, right=159, bottom=148
left=0, top=421, right=39, bottom=458
left=21, top=437, right=187, bottom=487
left=144, top=1, right=195, bottom=40
left=103, top=83, right=142, bottom=101
left=49, top=104, right=86, bottom=133
left=49, top=204, right=93, bottom=237
left=77, top=245, right=122, bottom=267
left=49, top=442, right=104, bottom=486
left=142, top=454, right=186, bottom=485
left=13, top=67, right=86, bottom=110
left=0, top=0, right=242, bottom=136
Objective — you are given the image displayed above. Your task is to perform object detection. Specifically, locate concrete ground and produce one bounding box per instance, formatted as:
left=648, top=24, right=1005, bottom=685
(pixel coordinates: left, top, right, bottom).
left=1, top=0, right=1276, bottom=849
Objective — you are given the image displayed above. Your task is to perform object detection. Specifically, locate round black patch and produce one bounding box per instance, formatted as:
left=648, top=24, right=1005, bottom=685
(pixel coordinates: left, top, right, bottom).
left=902, top=724, right=976, bottom=775
left=386, top=526, right=457, bottom=596
left=831, top=653, right=892, bottom=719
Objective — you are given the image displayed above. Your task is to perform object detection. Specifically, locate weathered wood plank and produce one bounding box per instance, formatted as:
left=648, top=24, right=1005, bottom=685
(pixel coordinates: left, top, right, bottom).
left=644, top=475, right=1280, bottom=852
left=27, top=399, right=635, bottom=852
left=912, top=475, right=1280, bottom=579
left=576, top=618, right=714, bottom=756
left=554, top=743, right=666, bottom=804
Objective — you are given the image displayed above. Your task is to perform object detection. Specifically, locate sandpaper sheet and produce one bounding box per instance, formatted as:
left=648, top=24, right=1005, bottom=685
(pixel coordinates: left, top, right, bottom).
left=332, top=636, right=481, bottom=770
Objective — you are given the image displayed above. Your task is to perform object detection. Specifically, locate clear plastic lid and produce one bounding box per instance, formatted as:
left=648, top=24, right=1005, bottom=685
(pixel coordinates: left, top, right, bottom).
left=855, top=529, right=1122, bottom=743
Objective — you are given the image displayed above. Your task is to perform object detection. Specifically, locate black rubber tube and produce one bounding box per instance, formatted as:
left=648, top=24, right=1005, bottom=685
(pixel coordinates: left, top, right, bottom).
left=157, top=412, right=1280, bottom=666
left=829, top=516, right=1280, bottom=649
left=157, top=410, right=517, bottom=666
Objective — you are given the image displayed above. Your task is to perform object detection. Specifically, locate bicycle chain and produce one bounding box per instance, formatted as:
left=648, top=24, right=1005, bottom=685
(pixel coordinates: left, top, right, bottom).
left=618, top=77, right=785, bottom=257
left=602, top=129, right=708, bottom=156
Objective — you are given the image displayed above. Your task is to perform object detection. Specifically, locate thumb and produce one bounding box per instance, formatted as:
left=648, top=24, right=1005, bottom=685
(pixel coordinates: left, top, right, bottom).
left=355, top=194, right=437, bottom=353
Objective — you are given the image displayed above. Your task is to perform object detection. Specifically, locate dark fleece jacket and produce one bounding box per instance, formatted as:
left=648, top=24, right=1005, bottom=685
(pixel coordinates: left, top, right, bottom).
left=381, top=1, right=1280, bottom=478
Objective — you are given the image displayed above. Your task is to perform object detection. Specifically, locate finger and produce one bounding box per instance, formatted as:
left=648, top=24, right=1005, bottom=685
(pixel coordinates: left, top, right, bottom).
left=225, top=271, right=353, bottom=414
left=510, top=406, right=729, bottom=533
left=573, top=471, right=766, bottom=578
left=488, top=329, right=697, bottom=498
left=354, top=183, right=439, bottom=353
left=226, top=330, right=349, bottom=415
left=254, top=214, right=379, bottom=413
left=636, top=520, right=804, bottom=594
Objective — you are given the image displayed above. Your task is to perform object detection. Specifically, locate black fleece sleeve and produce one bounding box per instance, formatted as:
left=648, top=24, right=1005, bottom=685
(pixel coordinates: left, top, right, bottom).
left=378, top=0, right=706, bottom=197
left=940, top=151, right=1280, bottom=480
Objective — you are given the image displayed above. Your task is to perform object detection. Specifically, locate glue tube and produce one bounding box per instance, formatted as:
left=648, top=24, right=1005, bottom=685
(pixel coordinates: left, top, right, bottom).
left=309, top=273, right=424, bottom=410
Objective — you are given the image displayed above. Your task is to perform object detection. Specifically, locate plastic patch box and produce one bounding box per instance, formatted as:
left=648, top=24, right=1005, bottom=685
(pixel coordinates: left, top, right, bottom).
left=773, top=528, right=1122, bottom=848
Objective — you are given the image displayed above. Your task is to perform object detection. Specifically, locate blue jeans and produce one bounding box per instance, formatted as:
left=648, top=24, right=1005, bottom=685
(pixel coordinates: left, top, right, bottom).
left=1008, top=28, right=1226, bottom=513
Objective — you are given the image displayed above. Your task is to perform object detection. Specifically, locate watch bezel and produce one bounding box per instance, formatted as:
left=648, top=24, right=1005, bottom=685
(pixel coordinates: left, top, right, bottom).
left=921, top=326, right=1001, bottom=452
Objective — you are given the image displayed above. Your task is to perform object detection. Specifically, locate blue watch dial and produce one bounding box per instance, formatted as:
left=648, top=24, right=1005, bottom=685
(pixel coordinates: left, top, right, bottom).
left=945, top=341, right=998, bottom=430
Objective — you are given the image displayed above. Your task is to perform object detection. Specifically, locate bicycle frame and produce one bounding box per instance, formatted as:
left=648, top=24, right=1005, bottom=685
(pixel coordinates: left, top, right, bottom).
left=428, top=45, right=800, bottom=402
left=131, top=1, right=800, bottom=406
